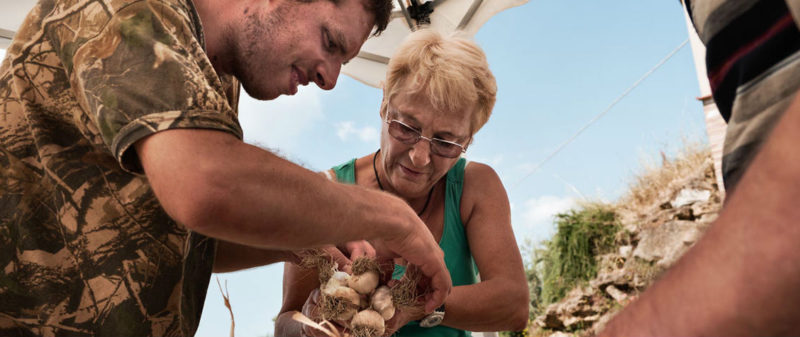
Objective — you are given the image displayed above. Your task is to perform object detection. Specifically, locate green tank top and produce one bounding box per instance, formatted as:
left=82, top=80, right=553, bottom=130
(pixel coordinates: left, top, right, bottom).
left=332, top=157, right=478, bottom=337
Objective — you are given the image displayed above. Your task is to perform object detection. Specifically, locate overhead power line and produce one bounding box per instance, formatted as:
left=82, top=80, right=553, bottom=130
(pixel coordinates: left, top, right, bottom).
left=511, top=38, right=689, bottom=191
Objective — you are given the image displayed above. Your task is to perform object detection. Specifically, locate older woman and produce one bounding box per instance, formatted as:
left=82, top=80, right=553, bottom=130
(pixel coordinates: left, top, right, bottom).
left=275, top=29, right=529, bottom=337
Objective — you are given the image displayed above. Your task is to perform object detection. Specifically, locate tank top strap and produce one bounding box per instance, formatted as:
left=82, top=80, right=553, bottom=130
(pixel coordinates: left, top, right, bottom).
left=331, top=158, right=357, bottom=184
left=444, top=158, right=467, bottom=223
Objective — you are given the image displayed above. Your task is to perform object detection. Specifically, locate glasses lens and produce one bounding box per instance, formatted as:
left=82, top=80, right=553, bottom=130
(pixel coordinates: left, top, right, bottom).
left=431, top=140, right=462, bottom=158
left=388, top=120, right=420, bottom=144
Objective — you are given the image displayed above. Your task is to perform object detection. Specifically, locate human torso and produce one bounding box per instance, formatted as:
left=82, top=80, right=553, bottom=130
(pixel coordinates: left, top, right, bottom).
left=0, top=0, right=241, bottom=335
left=332, top=156, right=477, bottom=337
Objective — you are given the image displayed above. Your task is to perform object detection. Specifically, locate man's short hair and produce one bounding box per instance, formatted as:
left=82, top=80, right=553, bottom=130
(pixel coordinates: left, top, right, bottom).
left=297, top=0, right=392, bottom=36
left=362, top=0, right=392, bottom=35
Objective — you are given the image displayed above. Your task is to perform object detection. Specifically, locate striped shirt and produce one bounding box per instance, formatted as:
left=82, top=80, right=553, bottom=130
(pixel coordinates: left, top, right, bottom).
left=685, top=0, right=800, bottom=189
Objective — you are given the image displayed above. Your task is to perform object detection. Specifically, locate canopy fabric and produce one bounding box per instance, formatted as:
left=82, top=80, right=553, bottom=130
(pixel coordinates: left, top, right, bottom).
left=343, top=0, right=529, bottom=88
left=0, top=0, right=37, bottom=49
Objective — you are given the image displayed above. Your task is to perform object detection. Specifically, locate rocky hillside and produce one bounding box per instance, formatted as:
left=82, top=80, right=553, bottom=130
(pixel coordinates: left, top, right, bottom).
left=529, top=147, right=722, bottom=337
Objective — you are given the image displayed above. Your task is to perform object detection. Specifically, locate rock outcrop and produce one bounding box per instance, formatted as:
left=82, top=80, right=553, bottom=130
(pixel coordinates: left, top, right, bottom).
left=533, top=153, right=722, bottom=336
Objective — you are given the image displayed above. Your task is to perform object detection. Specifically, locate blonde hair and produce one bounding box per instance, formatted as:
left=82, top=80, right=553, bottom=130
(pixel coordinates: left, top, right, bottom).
left=381, top=29, right=497, bottom=138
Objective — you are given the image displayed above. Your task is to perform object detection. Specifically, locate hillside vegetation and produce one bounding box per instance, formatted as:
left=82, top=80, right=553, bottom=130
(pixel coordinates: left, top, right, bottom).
left=510, top=144, right=722, bottom=337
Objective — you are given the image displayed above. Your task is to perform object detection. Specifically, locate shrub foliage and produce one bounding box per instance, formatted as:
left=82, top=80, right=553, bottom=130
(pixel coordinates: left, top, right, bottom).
left=539, top=204, right=619, bottom=305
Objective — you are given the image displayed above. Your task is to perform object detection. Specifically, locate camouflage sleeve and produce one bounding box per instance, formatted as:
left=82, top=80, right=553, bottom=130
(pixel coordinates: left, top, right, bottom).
left=68, top=0, right=243, bottom=173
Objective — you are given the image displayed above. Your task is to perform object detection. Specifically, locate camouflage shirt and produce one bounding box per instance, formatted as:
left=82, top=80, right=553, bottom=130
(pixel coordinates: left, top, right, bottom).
left=0, top=0, right=243, bottom=335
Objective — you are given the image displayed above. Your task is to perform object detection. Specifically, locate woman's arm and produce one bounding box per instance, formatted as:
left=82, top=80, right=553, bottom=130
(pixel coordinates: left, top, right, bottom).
left=275, top=263, right=323, bottom=337
left=439, top=162, right=530, bottom=331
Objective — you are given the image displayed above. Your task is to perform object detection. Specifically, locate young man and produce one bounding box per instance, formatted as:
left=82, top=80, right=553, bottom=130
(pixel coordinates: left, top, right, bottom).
left=0, top=0, right=450, bottom=335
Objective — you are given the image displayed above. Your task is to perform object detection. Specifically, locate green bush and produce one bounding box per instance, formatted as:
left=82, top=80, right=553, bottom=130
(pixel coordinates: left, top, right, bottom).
left=539, top=204, right=619, bottom=305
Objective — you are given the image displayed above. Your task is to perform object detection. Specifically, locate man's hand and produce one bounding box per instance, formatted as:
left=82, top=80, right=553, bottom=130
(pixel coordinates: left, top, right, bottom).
left=372, top=224, right=451, bottom=313
left=340, top=240, right=376, bottom=260
left=335, top=240, right=377, bottom=274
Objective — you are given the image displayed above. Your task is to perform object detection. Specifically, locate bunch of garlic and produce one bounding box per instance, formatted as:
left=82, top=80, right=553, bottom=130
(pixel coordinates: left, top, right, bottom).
left=318, top=262, right=396, bottom=337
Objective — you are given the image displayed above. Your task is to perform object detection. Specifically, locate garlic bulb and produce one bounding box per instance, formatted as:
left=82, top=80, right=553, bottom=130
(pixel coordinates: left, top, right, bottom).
left=347, top=270, right=379, bottom=295
left=370, top=286, right=395, bottom=320
left=350, top=309, right=385, bottom=336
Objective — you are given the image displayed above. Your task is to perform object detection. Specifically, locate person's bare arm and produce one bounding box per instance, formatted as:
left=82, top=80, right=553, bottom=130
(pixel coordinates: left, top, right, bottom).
left=137, top=129, right=404, bottom=248
left=383, top=163, right=529, bottom=335
left=598, top=93, right=800, bottom=336
left=213, top=240, right=296, bottom=273
left=275, top=263, right=322, bottom=337
left=212, top=239, right=373, bottom=273
left=435, top=163, right=528, bottom=331
left=136, top=128, right=450, bottom=311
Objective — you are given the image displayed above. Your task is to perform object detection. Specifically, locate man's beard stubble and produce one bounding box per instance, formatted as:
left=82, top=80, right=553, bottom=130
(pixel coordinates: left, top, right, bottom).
left=231, top=4, right=288, bottom=100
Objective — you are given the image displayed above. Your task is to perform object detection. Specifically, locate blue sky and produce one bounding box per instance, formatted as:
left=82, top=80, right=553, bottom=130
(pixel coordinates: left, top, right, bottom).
left=0, top=0, right=708, bottom=336
left=193, top=1, right=708, bottom=336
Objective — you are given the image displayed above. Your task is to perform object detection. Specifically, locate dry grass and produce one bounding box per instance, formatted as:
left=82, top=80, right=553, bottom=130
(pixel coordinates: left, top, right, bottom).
left=617, top=142, right=712, bottom=215
left=216, top=277, right=235, bottom=337
left=625, top=258, right=666, bottom=290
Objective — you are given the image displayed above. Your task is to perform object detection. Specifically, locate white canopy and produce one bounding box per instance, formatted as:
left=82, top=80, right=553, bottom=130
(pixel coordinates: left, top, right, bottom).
left=343, top=0, right=529, bottom=88
left=0, top=0, right=37, bottom=49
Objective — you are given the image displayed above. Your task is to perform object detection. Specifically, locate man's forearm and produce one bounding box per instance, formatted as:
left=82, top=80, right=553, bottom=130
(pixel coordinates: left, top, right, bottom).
left=213, top=240, right=296, bottom=273
left=137, top=129, right=410, bottom=251
left=138, top=129, right=451, bottom=311
left=598, top=93, right=800, bottom=336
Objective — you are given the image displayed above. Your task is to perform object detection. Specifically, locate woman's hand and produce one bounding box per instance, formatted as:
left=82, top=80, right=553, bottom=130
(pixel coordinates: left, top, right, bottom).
left=379, top=270, right=430, bottom=336
left=383, top=304, right=427, bottom=336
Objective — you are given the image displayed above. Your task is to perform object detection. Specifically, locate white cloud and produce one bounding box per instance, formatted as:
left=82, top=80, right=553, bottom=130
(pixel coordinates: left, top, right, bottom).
left=522, top=195, right=575, bottom=226
left=334, top=121, right=379, bottom=143
left=513, top=195, right=575, bottom=245
left=238, top=85, right=324, bottom=153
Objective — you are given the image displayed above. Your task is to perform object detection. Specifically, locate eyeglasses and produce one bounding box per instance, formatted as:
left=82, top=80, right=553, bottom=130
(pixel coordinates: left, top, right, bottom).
left=384, top=118, right=466, bottom=158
